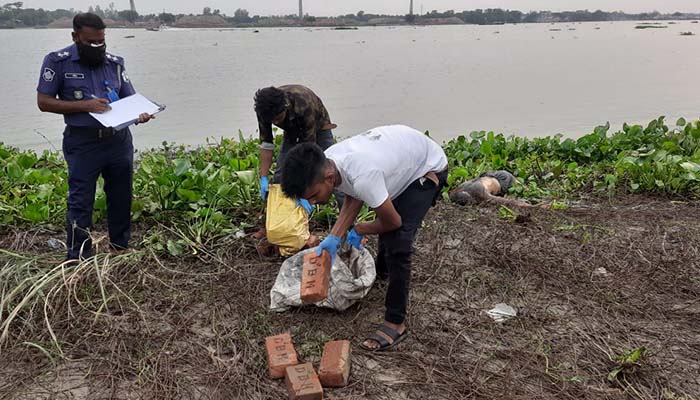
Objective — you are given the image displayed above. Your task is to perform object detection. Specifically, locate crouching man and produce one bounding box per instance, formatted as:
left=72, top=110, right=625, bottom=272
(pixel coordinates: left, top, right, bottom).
left=280, top=125, right=448, bottom=351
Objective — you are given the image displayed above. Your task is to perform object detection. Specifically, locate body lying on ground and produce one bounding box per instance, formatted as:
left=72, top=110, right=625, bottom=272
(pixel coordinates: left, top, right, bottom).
left=449, top=170, right=535, bottom=208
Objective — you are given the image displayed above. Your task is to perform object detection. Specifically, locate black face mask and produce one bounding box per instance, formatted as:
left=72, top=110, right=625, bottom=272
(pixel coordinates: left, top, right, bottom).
left=77, top=42, right=106, bottom=68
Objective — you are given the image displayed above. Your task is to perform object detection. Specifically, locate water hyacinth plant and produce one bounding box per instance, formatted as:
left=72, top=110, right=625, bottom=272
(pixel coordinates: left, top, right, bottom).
left=2, top=117, right=700, bottom=232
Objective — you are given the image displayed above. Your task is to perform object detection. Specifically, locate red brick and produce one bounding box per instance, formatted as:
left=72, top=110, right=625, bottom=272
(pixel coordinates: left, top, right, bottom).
left=318, top=340, right=351, bottom=388
left=300, top=251, right=331, bottom=303
left=285, top=363, right=324, bottom=400
left=265, top=333, right=299, bottom=379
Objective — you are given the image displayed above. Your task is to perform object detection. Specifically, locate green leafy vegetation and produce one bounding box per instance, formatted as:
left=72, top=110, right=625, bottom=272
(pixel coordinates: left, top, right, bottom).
left=608, top=346, right=648, bottom=382
left=445, top=117, right=700, bottom=201
left=0, top=145, right=67, bottom=226
left=2, top=117, right=700, bottom=236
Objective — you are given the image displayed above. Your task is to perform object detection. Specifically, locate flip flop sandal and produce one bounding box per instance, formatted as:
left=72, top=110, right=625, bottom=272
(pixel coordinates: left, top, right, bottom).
left=360, top=324, right=409, bottom=352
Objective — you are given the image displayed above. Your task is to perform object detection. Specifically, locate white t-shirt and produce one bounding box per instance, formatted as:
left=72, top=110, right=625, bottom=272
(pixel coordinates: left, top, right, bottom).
left=325, top=125, right=448, bottom=208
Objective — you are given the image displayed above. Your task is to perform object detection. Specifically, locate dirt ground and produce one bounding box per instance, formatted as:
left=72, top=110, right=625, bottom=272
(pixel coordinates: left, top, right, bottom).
left=1, top=196, right=699, bottom=400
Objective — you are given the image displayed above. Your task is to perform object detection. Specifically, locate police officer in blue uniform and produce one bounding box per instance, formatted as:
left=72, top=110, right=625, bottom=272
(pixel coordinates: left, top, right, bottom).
left=37, top=13, right=153, bottom=260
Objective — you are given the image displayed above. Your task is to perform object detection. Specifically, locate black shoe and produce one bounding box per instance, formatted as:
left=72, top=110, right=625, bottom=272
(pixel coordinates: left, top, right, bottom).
left=62, top=258, right=81, bottom=267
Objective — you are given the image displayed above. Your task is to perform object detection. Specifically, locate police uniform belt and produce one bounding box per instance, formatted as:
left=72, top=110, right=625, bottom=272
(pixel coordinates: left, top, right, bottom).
left=68, top=126, right=126, bottom=139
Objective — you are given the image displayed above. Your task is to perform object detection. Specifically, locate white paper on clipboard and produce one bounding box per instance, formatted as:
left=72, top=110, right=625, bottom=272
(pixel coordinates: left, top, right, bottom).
left=89, top=93, right=166, bottom=131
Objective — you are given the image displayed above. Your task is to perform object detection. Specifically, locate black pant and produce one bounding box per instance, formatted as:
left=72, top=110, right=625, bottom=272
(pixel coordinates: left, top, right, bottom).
left=376, top=170, right=448, bottom=325
left=63, top=126, right=134, bottom=260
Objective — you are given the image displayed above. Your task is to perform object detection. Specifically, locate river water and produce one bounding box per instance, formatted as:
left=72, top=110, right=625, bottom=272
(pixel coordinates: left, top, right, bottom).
left=2, top=21, right=699, bottom=150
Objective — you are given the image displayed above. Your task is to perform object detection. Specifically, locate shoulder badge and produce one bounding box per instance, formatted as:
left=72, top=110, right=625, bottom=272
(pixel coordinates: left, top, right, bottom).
left=42, top=68, right=56, bottom=82
left=106, top=53, right=124, bottom=65
left=48, top=49, right=72, bottom=62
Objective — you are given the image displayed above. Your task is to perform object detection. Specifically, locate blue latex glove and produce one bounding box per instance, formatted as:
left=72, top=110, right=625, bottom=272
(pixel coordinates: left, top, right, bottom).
left=346, top=227, right=364, bottom=250
left=260, top=176, right=269, bottom=201
left=296, top=198, right=314, bottom=214
left=317, top=234, right=342, bottom=264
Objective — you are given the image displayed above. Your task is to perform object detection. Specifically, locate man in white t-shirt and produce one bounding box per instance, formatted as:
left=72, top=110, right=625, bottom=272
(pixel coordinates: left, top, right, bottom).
left=280, top=125, right=448, bottom=351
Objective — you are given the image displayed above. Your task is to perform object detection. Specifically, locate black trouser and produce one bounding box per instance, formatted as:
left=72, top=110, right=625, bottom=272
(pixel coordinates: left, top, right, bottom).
left=62, top=126, right=134, bottom=260
left=376, top=170, right=448, bottom=325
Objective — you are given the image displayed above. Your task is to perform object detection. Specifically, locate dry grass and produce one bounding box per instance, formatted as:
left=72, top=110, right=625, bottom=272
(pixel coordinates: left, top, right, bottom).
left=0, top=196, right=699, bottom=399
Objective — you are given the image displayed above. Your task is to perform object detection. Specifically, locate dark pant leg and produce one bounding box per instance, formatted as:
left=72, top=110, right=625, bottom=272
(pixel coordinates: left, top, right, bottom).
left=375, top=237, right=390, bottom=280
left=102, top=130, right=134, bottom=250
left=63, top=129, right=103, bottom=260
left=382, top=171, right=448, bottom=325
left=272, top=135, right=295, bottom=184
left=315, top=130, right=335, bottom=150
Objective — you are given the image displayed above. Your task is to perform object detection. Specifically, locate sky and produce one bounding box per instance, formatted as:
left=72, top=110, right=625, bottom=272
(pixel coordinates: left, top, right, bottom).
left=22, top=1, right=700, bottom=16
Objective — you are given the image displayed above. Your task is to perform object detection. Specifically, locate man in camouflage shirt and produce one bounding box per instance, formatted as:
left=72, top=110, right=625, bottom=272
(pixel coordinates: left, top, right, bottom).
left=254, top=85, right=337, bottom=202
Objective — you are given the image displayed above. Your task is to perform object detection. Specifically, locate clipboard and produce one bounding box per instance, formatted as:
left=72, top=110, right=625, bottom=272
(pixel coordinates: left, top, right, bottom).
left=89, top=93, right=166, bottom=131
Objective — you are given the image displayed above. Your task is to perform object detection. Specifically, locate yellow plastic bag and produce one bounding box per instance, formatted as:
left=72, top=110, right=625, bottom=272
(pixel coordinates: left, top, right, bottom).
left=266, top=184, right=311, bottom=256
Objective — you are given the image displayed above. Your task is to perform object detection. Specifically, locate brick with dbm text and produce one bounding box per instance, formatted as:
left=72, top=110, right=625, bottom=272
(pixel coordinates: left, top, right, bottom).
left=300, top=251, right=331, bottom=303
left=265, top=332, right=299, bottom=379
left=285, top=363, right=324, bottom=400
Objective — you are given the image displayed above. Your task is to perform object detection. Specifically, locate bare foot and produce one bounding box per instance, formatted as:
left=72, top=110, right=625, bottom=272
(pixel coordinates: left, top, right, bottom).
left=362, top=321, right=406, bottom=350
left=252, top=228, right=267, bottom=240
left=305, top=234, right=320, bottom=248
left=256, top=239, right=279, bottom=257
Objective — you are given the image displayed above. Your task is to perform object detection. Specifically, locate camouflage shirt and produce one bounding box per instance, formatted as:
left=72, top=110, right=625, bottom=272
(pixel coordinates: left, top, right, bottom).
left=257, top=84, right=337, bottom=145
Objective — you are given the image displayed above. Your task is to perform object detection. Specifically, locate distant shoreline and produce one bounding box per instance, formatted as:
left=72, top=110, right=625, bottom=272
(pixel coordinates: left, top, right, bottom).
left=2, top=18, right=699, bottom=30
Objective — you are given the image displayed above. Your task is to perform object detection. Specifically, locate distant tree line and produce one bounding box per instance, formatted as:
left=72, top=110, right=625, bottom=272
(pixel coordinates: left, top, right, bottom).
left=0, top=3, right=267, bottom=28
left=1, top=3, right=698, bottom=29
left=0, top=2, right=74, bottom=27
left=413, top=8, right=698, bottom=24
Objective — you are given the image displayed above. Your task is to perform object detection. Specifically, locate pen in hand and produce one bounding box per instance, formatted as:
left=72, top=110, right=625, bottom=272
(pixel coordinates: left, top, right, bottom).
left=88, top=94, right=111, bottom=113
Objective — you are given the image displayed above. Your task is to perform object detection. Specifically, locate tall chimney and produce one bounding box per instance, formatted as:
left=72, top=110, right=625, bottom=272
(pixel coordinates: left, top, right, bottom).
left=299, top=0, right=303, bottom=19
left=409, top=0, right=414, bottom=15
left=129, top=0, right=136, bottom=13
